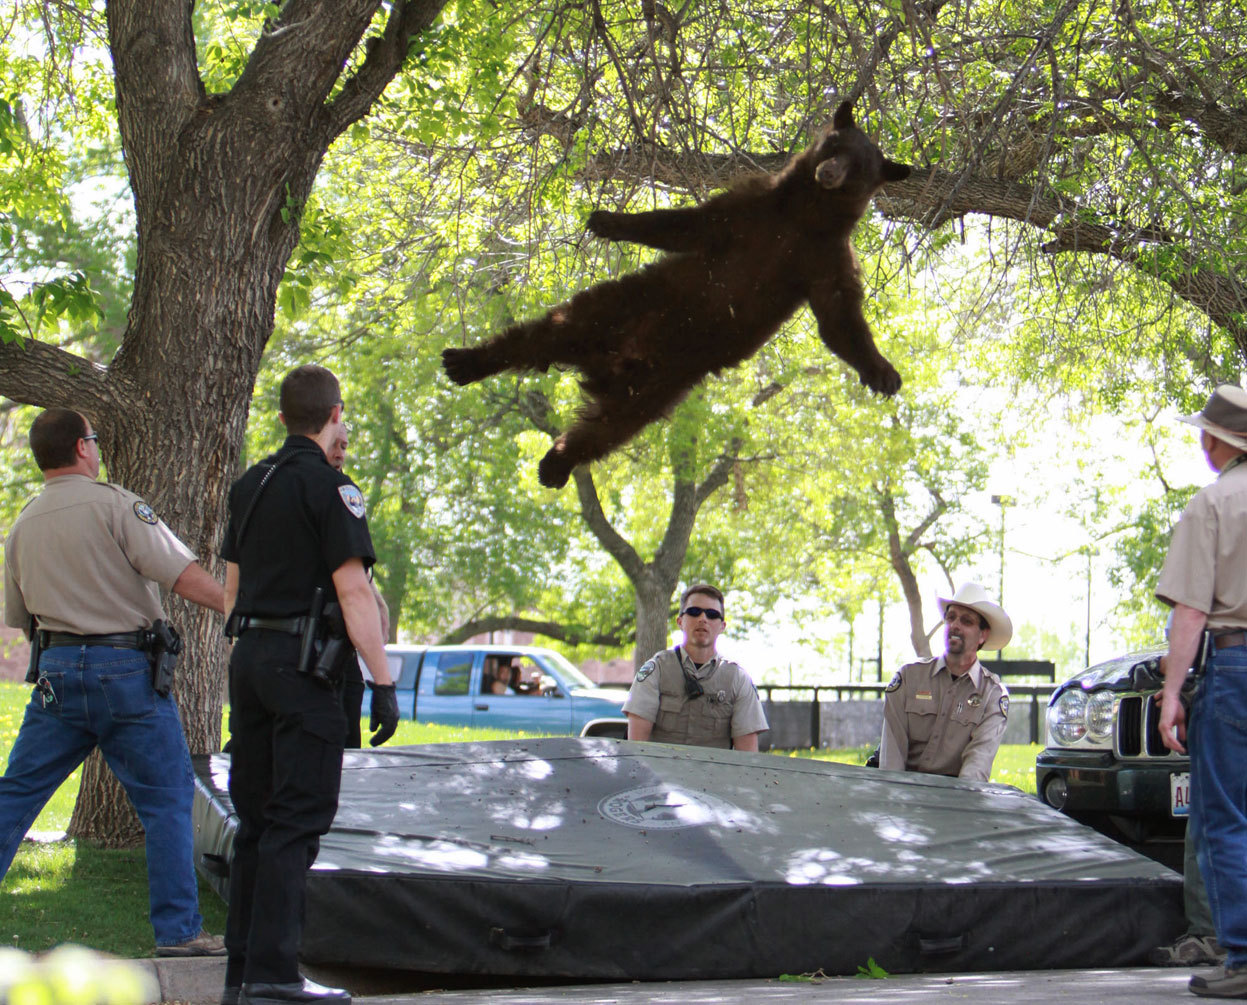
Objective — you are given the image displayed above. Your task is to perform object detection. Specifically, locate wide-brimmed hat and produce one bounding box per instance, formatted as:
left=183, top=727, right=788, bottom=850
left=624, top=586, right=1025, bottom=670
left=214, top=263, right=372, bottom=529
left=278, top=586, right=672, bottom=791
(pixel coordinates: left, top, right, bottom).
left=1178, top=385, right=1247, bottom=451
left=936, top=582, right=1013, bottom=651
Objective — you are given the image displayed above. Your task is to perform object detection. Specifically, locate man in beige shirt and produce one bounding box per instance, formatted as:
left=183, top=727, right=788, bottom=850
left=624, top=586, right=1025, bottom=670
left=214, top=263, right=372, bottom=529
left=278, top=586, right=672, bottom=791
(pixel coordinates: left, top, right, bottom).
left=623, top=583, right=769, bottom=750
left=878, top=582, right=1012, bottom=782
left=0, top=407, right=224, bottom=956
left=1156, top=385, right=1247, bottom=998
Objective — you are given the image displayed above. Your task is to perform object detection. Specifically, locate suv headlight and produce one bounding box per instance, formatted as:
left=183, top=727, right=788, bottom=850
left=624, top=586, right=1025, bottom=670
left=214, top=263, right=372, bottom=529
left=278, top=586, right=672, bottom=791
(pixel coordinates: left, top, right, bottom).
left=1050, top=690, right=1087, bottom=745
left=1086, top=691, right=1116, bottom=742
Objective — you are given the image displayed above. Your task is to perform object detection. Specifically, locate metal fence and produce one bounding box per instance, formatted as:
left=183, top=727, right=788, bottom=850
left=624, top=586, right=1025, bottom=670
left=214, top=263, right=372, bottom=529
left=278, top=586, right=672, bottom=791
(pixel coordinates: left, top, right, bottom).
left=757, top=682, right=1057, bottom=747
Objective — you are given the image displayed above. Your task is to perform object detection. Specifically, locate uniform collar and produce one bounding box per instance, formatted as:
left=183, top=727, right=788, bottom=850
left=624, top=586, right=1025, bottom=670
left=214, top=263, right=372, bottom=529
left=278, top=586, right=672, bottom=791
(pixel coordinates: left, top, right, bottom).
left=1218, top=453, right=1247, bottom=480
left=279, top=434, right=329, bottom=461
left=935, top=654, right=983, bottom=686
left=43, top=473, right=99, bottom=488
left=676, top=646, right=721, bottom=676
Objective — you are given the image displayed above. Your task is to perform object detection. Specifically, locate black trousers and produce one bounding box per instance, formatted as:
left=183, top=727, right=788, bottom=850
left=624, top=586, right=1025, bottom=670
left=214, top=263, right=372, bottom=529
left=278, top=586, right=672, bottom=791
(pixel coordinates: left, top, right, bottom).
left=224, top=631, right=346, bottom=986
left=339, top=658, right=365, bottom=749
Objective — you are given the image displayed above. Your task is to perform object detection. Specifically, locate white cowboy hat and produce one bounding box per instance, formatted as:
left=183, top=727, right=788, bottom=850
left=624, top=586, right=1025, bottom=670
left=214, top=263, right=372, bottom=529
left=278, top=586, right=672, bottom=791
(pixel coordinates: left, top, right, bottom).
left=936, top=582, right=1013, bottom=651
left=1177, top=384, right=1247, bottom=452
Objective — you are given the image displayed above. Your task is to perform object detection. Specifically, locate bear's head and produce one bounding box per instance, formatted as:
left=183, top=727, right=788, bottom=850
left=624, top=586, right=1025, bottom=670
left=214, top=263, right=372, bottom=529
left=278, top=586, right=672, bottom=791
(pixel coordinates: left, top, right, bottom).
left=808, top=101, right=910, bottom=209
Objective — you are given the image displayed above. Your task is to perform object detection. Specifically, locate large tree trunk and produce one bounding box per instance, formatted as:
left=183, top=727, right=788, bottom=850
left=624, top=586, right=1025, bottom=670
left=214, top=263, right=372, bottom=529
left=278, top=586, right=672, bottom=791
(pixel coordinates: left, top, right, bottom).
left=633, top=573, right=673, bottom=670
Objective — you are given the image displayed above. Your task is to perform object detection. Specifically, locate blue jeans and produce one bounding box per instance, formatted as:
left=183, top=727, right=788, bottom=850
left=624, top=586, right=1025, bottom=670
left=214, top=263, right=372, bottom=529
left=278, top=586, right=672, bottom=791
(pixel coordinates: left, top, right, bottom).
left=0, top=645, right=203, bottom=946
left=1190, top=644, right=1247, bottom=969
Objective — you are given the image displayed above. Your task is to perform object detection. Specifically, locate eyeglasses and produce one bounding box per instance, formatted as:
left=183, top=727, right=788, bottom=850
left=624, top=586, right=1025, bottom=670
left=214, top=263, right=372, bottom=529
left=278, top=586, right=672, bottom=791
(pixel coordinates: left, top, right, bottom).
left=681, top=606, right=723, bottom=621
left=81, top=434, right=98, bottom=443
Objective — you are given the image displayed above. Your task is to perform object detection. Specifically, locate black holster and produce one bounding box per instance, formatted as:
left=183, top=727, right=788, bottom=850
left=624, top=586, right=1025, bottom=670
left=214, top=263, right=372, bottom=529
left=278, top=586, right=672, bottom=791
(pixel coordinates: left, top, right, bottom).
left=312, top=602, right=351, bottom=686
left=297, top=589, right=351, bottom=687
left=146, top=620, right=183, bottom=697
left=25, top=616, right=41, bottom=684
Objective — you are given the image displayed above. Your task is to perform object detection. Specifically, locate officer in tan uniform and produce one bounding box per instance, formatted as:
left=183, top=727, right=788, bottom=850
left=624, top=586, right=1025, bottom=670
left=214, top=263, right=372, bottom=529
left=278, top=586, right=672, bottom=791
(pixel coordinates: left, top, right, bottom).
left=1156, top=385, right=1247, bottom=998
left=623, top=583, right=768, bottom=750
left=0, top=407, right=225, bottom=955
left=878, top=582, right=1012, bottom=781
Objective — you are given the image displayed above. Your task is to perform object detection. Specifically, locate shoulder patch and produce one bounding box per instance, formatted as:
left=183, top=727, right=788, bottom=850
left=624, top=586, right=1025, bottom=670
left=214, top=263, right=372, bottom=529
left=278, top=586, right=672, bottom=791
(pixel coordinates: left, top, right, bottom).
left=999, top=694, right=1009, bottom=719
left=635, top=664, right=655, bottom=683
left=885, top=670, right=903, bottom=693
left=132, top=500, right=159, bottom=525
left=338, top=484, right=366, bottom=519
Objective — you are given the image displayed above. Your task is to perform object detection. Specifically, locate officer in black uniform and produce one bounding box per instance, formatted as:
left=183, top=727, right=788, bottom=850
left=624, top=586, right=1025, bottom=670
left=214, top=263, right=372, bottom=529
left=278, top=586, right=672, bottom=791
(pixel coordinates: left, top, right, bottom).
left=220, top=365, right=399, bottom=1005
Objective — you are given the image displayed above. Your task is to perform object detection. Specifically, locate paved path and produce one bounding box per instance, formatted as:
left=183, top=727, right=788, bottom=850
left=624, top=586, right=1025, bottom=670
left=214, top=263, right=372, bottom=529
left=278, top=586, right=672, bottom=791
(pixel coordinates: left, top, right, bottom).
left=140, top=958, right=1204, bottom=1004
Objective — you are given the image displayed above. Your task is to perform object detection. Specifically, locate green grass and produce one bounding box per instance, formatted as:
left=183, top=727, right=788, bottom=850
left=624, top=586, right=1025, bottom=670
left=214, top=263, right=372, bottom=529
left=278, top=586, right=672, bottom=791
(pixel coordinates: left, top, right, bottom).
left=0, top=680, right=1042, bottom=956
left=785, top=742, right=1042, bottom=794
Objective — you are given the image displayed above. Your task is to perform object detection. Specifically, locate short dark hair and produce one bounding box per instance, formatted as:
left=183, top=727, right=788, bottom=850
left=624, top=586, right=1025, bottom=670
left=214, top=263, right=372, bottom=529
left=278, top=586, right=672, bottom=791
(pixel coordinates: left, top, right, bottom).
left=29, top=408, right=88, bottom=471
left=280, top=365, right=341, bottom=435
left=680, top=582, right=724, bottom=613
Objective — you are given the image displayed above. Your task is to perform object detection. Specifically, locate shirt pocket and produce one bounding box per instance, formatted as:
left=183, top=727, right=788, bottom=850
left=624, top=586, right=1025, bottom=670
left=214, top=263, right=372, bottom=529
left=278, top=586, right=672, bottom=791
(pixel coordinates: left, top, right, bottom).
left=904, top=697, right=938, bottom=742
left=657, top=694, right=685, bottom=732
left=951, top=698, right=988, bottom=729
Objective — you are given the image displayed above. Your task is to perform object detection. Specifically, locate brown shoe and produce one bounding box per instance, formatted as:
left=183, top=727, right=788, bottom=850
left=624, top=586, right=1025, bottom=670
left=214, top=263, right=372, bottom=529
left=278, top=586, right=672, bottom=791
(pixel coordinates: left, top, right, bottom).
left=1149, top=934, right=1225, bottom=966
left=155, top=929, right=227, bottom=957
left=1191, top=965, right=1247, bottom=999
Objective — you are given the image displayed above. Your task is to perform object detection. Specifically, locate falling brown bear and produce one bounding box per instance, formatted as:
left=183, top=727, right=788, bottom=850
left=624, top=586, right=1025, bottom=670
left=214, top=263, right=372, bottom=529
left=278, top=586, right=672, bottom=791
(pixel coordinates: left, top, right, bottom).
left=442, top=100, right=911, bottom=489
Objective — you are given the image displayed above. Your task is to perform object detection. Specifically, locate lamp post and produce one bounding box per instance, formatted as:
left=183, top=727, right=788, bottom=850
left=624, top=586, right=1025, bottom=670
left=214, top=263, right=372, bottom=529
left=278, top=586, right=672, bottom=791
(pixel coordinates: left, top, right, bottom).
left=991, top=494, right=1013, bottom=658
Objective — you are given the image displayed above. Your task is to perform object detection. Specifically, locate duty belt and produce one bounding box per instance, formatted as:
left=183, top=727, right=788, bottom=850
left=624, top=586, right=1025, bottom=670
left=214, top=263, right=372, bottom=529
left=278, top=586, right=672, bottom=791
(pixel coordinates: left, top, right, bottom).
left=232, top=615, right=311, bottom=636
left=43, top=631, right=146, bottom=650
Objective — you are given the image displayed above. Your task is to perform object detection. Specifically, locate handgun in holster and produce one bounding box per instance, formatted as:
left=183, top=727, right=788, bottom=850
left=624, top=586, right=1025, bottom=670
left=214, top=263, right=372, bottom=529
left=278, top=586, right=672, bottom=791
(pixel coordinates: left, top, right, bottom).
left=146, top=619, right=183, bottom=698
left=311, top=602, right=351, bottom=687
left=25, top=615, right=42, bottom=684
left=297, top=587, right=334, bottom=687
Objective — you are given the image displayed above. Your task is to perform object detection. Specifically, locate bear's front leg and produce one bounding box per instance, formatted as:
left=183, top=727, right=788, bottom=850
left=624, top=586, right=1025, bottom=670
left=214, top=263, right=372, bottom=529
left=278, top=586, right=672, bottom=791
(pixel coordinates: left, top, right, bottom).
left=807, top=279, right=901, bottom=396
left=586, top=206, right=720, bottom=254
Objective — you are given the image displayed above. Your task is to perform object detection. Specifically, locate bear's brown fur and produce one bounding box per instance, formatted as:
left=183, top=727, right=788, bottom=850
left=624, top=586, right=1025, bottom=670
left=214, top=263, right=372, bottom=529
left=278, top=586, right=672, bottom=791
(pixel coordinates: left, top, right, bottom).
left=442, top=101, right=911, bottom=488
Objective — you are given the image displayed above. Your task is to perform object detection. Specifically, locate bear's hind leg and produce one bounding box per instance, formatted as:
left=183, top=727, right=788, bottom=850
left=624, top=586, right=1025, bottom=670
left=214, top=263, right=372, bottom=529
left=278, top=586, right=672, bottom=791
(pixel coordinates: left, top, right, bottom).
left=442, top=301, right=611, bottom=387
left=537, top=382, right=690, bottom=488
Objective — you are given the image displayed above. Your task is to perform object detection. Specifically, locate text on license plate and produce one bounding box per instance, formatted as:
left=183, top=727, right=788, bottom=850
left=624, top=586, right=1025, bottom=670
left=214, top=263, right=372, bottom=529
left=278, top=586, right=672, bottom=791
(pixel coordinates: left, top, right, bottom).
left=1171, top=772, right=1191, bottom=817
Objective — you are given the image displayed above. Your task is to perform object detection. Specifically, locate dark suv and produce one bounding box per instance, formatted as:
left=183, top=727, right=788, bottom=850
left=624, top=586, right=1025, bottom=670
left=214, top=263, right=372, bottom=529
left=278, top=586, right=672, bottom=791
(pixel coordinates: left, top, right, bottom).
left=1035, top=648, right=1189, bottom=869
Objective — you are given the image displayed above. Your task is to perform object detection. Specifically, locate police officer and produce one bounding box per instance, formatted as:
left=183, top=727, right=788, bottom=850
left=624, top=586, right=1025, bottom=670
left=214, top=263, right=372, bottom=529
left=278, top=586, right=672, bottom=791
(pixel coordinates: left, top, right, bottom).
left=0, top=407, right=226, bottom=956
left=1157, top=385, right=1247, bottom=999
left=221, top=366, right=399, bottom=1005
left=623, top=583, right=768, bottom=750
left=878, top=582, right=1011, bottom=781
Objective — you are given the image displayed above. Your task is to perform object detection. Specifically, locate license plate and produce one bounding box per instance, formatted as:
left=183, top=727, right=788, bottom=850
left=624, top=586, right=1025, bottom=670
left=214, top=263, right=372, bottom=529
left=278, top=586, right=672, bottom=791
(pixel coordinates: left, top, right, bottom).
left=1171, top=772, right=1191, bottom=817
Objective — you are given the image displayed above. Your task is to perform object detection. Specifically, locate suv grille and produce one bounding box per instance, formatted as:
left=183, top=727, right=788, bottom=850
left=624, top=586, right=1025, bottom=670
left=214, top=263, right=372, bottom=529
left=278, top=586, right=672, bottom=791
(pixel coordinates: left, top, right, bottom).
left=1116, top=693, right=1180, bottom=758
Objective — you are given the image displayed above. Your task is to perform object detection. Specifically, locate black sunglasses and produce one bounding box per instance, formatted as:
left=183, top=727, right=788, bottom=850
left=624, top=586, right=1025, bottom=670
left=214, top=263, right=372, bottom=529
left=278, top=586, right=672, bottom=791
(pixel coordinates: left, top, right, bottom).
left=681, top=606, right=723, bottom=621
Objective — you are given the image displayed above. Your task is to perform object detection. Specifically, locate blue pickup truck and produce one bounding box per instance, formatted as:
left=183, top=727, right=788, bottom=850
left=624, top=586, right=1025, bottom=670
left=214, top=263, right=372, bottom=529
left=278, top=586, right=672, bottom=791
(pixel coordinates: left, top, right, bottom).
left=383, top=643, right=629, bottom=738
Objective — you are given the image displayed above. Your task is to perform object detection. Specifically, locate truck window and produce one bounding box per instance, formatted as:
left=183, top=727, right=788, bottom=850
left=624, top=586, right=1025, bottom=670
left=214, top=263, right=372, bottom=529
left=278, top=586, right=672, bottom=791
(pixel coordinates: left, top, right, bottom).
left=434, top=654, right=473, bottom=696
left=394, top=654, right=418, bottom=689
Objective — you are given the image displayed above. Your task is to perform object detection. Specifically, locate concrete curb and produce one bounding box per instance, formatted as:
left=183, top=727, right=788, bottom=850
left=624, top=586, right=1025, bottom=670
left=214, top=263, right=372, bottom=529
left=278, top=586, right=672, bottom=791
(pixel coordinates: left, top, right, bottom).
left=134, top=961, right=1206, bottom=1005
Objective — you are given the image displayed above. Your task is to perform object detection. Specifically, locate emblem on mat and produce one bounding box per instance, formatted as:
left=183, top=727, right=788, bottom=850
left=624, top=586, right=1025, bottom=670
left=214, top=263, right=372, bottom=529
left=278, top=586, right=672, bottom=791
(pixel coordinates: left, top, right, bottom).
left=338, top=484, right=366, bottom=518
left=598, top=784, right=742, bottom=830
left=133, top=501, right=158, bottom=525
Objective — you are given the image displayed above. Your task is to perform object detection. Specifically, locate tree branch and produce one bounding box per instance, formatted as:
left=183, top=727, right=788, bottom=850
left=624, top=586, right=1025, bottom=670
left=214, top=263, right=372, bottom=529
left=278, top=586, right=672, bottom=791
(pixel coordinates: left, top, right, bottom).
left=324, top=0, right=448, bottom=143
left=438, top=614, right=630, bottom=648
left=0, top=339, right=112, bottom=417
left=106, top=1, right=204, bottom=214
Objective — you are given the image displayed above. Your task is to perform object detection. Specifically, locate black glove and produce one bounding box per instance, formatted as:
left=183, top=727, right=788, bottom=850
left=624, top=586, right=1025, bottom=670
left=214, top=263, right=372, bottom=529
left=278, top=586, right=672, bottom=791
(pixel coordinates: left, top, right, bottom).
left=367, top=682, right=399, bottom=747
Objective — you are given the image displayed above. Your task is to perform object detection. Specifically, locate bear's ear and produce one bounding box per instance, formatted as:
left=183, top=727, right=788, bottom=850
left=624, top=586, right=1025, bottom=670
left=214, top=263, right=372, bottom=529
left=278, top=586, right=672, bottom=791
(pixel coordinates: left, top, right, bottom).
left=881, top=159, right=911, bottom=182
left=833, top=100, right=854, bottom=130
